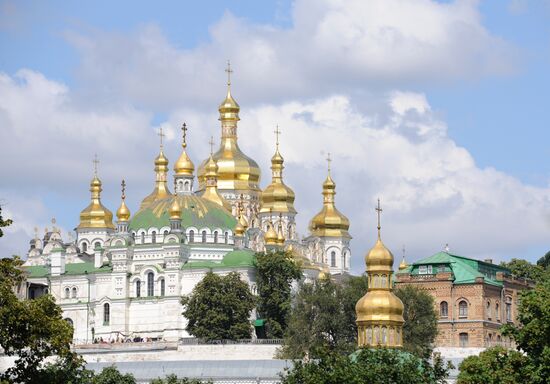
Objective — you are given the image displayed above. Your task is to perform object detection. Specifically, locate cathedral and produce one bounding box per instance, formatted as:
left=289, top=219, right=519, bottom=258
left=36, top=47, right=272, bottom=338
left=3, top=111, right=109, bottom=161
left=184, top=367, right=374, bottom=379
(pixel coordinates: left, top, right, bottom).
left=22, top=67, right=352, bottom=343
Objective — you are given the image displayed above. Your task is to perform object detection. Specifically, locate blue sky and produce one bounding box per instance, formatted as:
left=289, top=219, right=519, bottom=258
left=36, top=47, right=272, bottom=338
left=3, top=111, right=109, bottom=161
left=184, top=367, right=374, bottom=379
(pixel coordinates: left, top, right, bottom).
left=1, top=0, right=549, bottom=272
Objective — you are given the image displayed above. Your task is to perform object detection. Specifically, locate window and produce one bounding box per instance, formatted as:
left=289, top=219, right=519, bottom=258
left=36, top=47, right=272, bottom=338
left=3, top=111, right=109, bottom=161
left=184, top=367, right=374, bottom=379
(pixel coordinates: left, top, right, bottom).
left=160, top=279, right=165, bottom=297
left=164, top=230, right=169, bottom=238
left=380, top=274, right=387, bottom=288
left=459, top=300, right=468, bottom=318
left=189, top=230, right=194, bottom=243
left=373, top=274, right=379, bottom=288
left=419, top=265, right=433, bottom=274
left=487, top=301, right=492, bottom=320
left=459, top=332, right=469, bottom=347
left=224, top=232, right=228, bottom=244
left=496, top=302, right=500, bottom=321
left=136, top=280, right=141, bottom=297
left=506, top=297, right=512, bottom=322
left=202, top=231, right=207, bottom=243
left=438, top=264, right=445, bottom=273
left=141, top=232, right=145, bottom=244
left=440, top=301, right=448, bottom=318
left=147, top=272, right=154, bottom=296
left=132, top=232, right=136, bottom=241
left=65, top=287, right=70, bottom=299
left=330, top=251, right=336, bottom=267
left=151, top=231, right=156, bottom=243
left=82, top=242, right=88, bottom=253
left=103, top=303, right=110, bottom=325
left=288, top=224, right=293, bottom=239
left=94, top=241, right=100, bottom=249
left=71, top=287, right=77, bottom=298
left=214, top=232, right=218, bottom=243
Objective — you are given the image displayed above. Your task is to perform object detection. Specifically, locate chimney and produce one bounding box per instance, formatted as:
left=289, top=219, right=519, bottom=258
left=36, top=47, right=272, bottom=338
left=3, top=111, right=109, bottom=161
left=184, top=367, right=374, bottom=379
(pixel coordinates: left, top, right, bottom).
left=484, top=258, right=493, bottom=264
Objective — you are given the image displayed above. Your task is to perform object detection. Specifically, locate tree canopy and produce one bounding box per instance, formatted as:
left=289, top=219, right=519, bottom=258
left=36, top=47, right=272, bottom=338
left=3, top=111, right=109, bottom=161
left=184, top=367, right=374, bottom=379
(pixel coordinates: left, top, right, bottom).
left=500, top=258, right=548, bottom=283
left=395, top=285, right=438, bottom=358
left=0, top=206, right=13, bottom=238
left=254, top=250, right=302, bottom=338
left=181, top=271, right=255, bottom=340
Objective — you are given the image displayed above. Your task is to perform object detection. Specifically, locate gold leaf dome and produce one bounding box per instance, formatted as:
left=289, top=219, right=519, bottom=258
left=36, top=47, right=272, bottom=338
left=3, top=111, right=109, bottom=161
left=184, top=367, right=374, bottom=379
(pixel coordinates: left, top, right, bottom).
left=264, top=222, right=278, bottom=245
left=116, top=200, right=131, bottom=222
left=309, top=174, right=350, bottom=238
left=200, top=155, right=232, bottom=211
left=355, top=289, right=405, bottom=323
left=78, top=176, right=115, bottom=229
left=234, top=221, right=245, bottom=237
left=260, top=148, right=296, bottom=214
left=169, top=196, right=182, bottom=220
left=140, top=149, right=171, bottom=209
left=174, top=150, right=195, bottom=176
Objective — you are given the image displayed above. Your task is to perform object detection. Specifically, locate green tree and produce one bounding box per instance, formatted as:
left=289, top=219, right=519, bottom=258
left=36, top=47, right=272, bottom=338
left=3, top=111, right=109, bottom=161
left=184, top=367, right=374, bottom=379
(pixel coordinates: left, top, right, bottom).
left=255, top=251, right=302, bottom=338
left=0, top=206, right=13, bottom=238
left=500, top=258, right=547, bottom=283
left=537, top=251, right=550, bottom=269
left=0, top=256, right=88, bottom=383
left=281, top=348, right=450, bottom=384
left=456, top=346, right=531, bottom=384
left=395, top=285, right=438, bottom=358
left=280, top=275, right=368, bottom=359
left=151, top=374, right=213, bottom=383
left=92, top=365, right=136, bottom=384
left=181, top=271, right=255, bottom=340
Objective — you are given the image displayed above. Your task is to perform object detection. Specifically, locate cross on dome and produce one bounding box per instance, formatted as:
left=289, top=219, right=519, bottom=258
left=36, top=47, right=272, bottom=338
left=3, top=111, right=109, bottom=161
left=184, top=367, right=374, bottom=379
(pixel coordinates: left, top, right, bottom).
left=209, top=136, right=215, bottom=155
left=225, top=60, right=233, bottom=87
left=157, top=126, right=165, bottom=150
left=181, top=122, right=188, bottom=148
left=93, top=154, right=99, bottom=176
left=326, top=152, right=332, bottom=174
left=274, top=125, right=281, bottom=149
left=121, top=179, right=126, bottom=200
left=375, top=198, right=383, bottom=236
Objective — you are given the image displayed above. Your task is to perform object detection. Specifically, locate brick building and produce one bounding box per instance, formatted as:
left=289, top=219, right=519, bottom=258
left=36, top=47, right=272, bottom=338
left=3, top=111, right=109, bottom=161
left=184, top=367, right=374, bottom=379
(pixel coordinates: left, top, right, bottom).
left=395, top=251, right=534, bottom=348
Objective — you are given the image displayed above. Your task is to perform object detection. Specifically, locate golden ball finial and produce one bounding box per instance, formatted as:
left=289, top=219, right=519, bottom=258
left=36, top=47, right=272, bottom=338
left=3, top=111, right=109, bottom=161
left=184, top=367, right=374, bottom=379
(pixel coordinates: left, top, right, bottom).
left=116, top=180, right=131, bottom=221
left=169, top=196, right=181, bottom=220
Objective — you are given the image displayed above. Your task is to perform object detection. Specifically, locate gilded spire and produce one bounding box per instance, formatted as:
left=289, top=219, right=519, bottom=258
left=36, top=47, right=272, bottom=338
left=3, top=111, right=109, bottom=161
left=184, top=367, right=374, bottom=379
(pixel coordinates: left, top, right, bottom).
left=78, top=156, right=115, bottom=229
left=174, top=122, right=195, bottom=176
left=169, top=180, right=182, bottom=220
left=200, top=136, right=231, bottom=211
left=219, top=60, right=240, bottom=125
left=399, top=245, right=408, bottom=270
left=140, top=128, right=171, bottom=209
left=116, top=179, right=131, bottom=221
left=355, top=199, right=404, bottom=348
left=276, top=213, right=285, bottom=246
left=264, top=210, right=278, bottom=245
left=234, top=198, right=248, bottom=237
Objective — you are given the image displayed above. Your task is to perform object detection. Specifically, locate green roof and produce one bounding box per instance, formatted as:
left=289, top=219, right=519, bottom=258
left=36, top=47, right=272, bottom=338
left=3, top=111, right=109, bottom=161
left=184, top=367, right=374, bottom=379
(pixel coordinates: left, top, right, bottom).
left=129, top=195, right=236, bottom=232
left=182, top=249, right=256, bottom=270
left=410, top=251, right=509, bottom=287
left=25, top=262, right=112, bottom=278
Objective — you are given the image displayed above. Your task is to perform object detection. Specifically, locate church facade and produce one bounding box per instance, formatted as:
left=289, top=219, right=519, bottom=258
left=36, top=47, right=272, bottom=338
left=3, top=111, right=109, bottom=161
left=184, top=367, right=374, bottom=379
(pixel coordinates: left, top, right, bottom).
left=22, top=70, right=352, bottom=343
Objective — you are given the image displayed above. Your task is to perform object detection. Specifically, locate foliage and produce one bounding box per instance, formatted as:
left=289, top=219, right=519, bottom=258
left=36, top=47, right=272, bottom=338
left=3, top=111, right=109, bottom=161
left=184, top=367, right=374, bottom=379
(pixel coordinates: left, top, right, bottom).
left=181, top=271, right=255, bottom=341
left=537, top=251, right=550, bottom=269
left=456, top=346, right=532, bottom=384
left=279, top=275, right=368, bottom=359
left=92, top=365, right=136, bottom=384
left=151, top=374, right=213, bottom=383
left=0, top=256, right=84, bottom=383
left=255, top=250, right=302, bottom=338
left=502, top=280, right=550, bottom=384
left=395, top=285, right=438, bottom=358
left=500, top=258, right=548, bottom=283
left=0, top=206, right=13, bottom=238
left=281, top=347, right=450, bottom=384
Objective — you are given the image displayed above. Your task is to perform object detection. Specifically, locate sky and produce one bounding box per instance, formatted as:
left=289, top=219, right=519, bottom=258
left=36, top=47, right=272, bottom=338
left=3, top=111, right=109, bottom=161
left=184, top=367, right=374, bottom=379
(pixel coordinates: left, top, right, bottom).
left=1, top=0, right=550, bottom=274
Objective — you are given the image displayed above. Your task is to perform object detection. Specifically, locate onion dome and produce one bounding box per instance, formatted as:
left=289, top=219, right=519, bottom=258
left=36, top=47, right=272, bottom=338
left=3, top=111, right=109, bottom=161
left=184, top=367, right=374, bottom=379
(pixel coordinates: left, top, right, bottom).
left=116, top=180, right=131, bottom=222
left=169, top=195, right=182, bottom=219
left=318, top=264, right=331, bottom=280
left=140, top=148, right=171, bottom=209
left=200, top=154, right=232, bottom=211
left=234, top=203, right=248, bottom=237
left=260, top=138, right=296, bottom=214
left=309, top=168, right=350, bottom=238
left=264, top=222, right=278, bottom=245
left=276, top=222, right=285, bottom=246
left=234, top=221, right=245, bottom=237
left=197, top=65, right=261, bottom=193
left=78, top=175, right=115, bottom=229
left=399, top=255, right=408, bottom=270
left=174, top=123, right=195, bottom=176
left=355, top=200, right=404, bottom=348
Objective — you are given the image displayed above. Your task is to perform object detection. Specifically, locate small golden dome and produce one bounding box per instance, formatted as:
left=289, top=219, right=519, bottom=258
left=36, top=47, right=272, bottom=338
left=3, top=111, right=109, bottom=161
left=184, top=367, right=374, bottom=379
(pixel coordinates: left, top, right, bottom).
left=309, top=174, right=350, bottom=238
left=366, top=237, right=395, bottom=272
left=174, top=150, right=194, bottom=176
left=218, top=88, right=240, bottom=121
left=140, top=149, right=171, bottom=209
left=200, top=155, right=232, bottom=211
left=399, top=258, right=408, bottom=270
left=78, top=176, right=115, bottom=229
left=116, top=200, right=131, bottom=221
left=264, top=223, right=278, bottom=245
left=234, top=221, right=245, bottom=236
left=318, top=264, right=331, bottom=280
left=276, top=225, right=285, bottom=245
left=260, top=147, right=296, bottom=214
left=155, top=150, right=169, bottom=167
left=169, top=196, right=182, bottom=219
left=355, top=289, right=404, bottom=323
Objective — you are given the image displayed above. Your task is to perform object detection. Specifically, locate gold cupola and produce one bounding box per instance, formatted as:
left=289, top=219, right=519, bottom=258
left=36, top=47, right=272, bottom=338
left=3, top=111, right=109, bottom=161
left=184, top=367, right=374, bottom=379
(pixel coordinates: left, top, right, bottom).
left=169, top=195, right=182, bottom=220
left=200, top=138, right=232, bottom=211
left=260, top=127, right=296, bottom=214
left=197, top=62, right=261, bottom=193
left=78, top=158, right=115, bottom=229
left=355, top=199, right=404, bottom=348
left=264, top=217, right=278, bottom=246
left=174, top=122, right=195, bottom=176
left=234, top=201, right=248, bottom=237
left=140, top=128, right=171, bottom=209
left=116, top=179, right=131, bottom=222
left=399, top=247, right=408, bottom=270
left=309, top=154, right=350, bottom=238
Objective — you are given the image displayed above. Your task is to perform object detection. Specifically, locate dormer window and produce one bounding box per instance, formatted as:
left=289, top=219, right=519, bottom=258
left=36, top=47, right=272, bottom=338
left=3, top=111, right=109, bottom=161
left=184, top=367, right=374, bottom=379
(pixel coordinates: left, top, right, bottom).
left=419, top=265, right=433, bottom=274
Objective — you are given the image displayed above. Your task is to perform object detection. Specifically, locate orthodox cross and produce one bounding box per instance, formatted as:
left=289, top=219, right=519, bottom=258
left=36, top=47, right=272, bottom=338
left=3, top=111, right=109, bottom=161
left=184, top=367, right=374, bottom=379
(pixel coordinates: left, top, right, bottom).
left=181, top=122, right=188, bottom=148
left=209, top=136, right=215, bottom=156
left=375, top=198, right=383, bottom=234
left=34, top=226, right=38, bottom=240
left=225, top=60, right=233, bottom=87
left=274, top=125, right=281, bottom=149
left=326, top=152, right=332, bottom=174
left=93, top=154, right=99, bottom=176
left=158, top=126, right=165, bottom=150
left=121, top=179, right=126, bottom=200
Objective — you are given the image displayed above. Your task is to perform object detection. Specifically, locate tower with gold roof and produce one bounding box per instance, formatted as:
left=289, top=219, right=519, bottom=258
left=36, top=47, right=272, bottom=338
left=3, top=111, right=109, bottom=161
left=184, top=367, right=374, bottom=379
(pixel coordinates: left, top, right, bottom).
left=140, top=128, right=171, bottom=209
left=355, top=199, right=404, bottom=348
left=306, top=154, right=351, bottom=274
left=197, top=62, right=261, bottom=225
left=173, top=123, right=195, bottom=195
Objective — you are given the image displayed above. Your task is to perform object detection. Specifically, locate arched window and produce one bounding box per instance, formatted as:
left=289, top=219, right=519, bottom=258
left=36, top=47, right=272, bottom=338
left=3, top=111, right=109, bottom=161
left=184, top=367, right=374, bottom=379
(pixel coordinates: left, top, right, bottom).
left=94, top=241, right=101, bottom=249
left=496, top=302, right=500, bottom=321
left=459, top=300, right=468, bottom=318
left=136, top=280, right=141, bottom=297
left=214, top=232, right=218, bottom=243
left=440, top=301, right=448, bottom=318
left=65, top=287, right=70, bottom=299
left=103, top=303, right=110, bottom=325
left=151, top=231, right=156, bottom=243
left=141, top=232, right=145, bottom=244
left=184, top=180, right=190, bottom=191
left=224, top=232, right=228, bottom=244
left=506, top=297, right=512, bottom=322
left=147, top=272, right=154, bottom=296
left=189, top=230, right=194, bottom=243
left=71, top=287, right=77, bottom=298
left=380, top=274, right=387, bottom=288
left=163, top=230, right=169, bottom=238
left=160, top=279, right=165, bottom=296
left=487, top=301, right=492, bottom=320
left=330, top=251, right=336, bottom=267
left=202, top=231, right=207, bottom=243
left=288, top=224, right=293, bottom=239
left=459, top=332, right=469, bottom=347
left=132, top=232, right=136, bottom=241
left=373, top=275, right=380, bottom=288
left=82, top=242, right=88, bottom=253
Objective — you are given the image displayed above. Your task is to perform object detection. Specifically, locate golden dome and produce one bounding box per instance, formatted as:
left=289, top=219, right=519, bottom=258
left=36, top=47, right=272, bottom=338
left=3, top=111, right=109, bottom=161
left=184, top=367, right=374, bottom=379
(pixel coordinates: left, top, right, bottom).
left=309, top=173, right=350, bottom=238
left=355, top=289, right=404, bottom=323
left=399, top=257, right=408, bottom=270
left=260, top=146, right=296, bottom=214
left=276, top=223, right=285, bottom=246
left=140, top=149, right=171, bottom=209
left=366, top=238, right=394, bottom=272
left=197, top=80, right=261, bottom=192
left=174, top=123, right=195, bottom=176
left=264, top=222, right=278, bottom=245
left=234, top=221, right=245, bottom=237
left=169, top=195, right=182, bottom=219
left=78, top=176, right=115, bottom=229
left=200, top=155, right=232, bottom=211
left=318, top=264, right=331, bottom=280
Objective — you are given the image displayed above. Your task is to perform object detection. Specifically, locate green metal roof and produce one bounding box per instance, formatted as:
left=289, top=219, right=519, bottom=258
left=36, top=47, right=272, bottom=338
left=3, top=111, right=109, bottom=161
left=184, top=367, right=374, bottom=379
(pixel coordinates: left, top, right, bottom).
left=182, top=249, right=256, bottom=270
left=410, top=251, right=509, bottom=287
left=25, top=262, right=112, bottom=278
left=129, top=195, right=236, bottom=232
